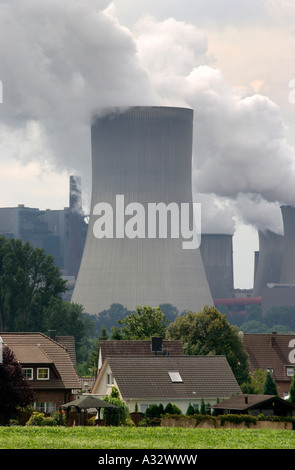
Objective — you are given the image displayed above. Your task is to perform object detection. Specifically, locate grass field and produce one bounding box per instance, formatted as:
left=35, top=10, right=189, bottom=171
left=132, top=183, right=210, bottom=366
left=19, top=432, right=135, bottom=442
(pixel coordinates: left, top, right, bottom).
left=1, top=426, right=295, bottom=449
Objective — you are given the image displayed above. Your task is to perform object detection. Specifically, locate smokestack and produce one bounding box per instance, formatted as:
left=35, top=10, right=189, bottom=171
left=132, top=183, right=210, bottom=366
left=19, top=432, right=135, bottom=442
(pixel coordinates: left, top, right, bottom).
left=199, top=234, right=234, bottom=299
left=72, top=106, right=213, bottom=314
left=280, top=205, right=295, bottom=284
left=253, top=229, right=284, bottom=297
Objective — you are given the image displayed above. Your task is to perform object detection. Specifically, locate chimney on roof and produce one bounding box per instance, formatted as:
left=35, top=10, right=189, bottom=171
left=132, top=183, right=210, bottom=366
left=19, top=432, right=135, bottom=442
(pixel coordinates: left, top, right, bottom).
left=245, top=396, right=248, bottom=404
left=151, top=336, right=163, bottom=354
left=270, top=331, right=277, bottom=347
left=48, top=330, right=56, bottom=341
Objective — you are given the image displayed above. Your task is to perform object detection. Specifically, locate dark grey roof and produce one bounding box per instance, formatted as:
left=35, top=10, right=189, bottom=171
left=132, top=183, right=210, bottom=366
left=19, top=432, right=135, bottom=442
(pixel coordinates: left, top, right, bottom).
left=105, top=355, right=241, bottom=400
left=60, top=395, right=118, bottom=410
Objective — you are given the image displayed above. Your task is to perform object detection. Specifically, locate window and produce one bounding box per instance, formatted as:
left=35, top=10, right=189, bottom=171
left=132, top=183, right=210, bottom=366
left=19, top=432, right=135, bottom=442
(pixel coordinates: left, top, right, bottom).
left=168, top=371, right=183, bottom=383
left=140, top=404, right=150, bottom=413
left=23, top=368, right=33, bottom=380
left=266, top=368, right=274, bottom=375
left=286, top=366, right=294, bottom=377
left=34, top=402, right=56, bottom=413
left=37, top=368, right=49, bottom=380
left=107, top=373, right=114, bottom=386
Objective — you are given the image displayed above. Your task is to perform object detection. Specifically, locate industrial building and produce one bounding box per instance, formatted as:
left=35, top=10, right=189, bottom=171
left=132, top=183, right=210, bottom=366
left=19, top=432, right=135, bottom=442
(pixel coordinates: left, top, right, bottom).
left=252, top=229, right=284, bottom=298
left=72, top=106, right=213, bottom=315
left=0, top=176, right=87, bottom=293
left=200, top=233, right=235, bottom=299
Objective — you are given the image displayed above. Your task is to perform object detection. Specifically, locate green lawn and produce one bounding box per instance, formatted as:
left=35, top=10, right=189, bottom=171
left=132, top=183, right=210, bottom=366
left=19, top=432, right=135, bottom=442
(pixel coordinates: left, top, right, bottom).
left=1, top=426, right=295, bottom=449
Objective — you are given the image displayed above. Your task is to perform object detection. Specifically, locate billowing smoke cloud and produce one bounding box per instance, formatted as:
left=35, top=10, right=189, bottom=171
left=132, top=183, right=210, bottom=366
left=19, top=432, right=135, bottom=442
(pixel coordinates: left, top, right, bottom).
left=134, top=15, right=295, bottom=234
left=0, top=0, right=161, bottom=195
left=0, top=2, right=294, bottom=236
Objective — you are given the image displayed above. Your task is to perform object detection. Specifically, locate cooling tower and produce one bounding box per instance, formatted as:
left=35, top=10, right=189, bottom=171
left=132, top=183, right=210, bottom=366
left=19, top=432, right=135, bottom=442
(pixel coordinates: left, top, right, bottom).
left=199, top=234, right=235, bottom=299
left=252, top=229, right=284, bottom=297
left=71, top=106, right=213, bottom=314
left=280, top=205, right=295, bottom=284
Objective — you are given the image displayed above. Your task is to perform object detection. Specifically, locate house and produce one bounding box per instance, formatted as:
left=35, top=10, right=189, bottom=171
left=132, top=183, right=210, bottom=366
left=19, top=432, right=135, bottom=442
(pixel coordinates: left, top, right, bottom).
left=211, top=394, right=295, bottom=417
left=98, top=338, right=184, bottom=370
left=0, top=332, right=81, bottom=413
left=242, top=332, right=295, bottom=397
left=92, top=355, right=241, bottom=414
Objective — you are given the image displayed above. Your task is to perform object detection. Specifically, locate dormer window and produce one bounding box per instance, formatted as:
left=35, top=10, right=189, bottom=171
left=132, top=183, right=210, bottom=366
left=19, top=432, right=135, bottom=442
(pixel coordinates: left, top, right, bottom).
left=266, top=368, right=274, bottom=375
left=23, top=368, right=33, bottom=380
left=37, top=368, right=49, bottom=380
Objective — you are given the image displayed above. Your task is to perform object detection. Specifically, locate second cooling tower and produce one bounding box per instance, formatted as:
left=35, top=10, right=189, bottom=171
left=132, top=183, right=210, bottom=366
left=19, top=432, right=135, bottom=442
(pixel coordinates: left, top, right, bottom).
left=72, top=106, right=213, bottom=314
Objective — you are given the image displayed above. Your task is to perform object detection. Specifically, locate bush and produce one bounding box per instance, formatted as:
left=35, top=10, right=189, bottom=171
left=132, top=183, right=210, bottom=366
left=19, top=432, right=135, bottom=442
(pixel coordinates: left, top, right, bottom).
left=164, top=403, right=181, bottom=415
left=25, top=411, right=60, bottom=426
left=219, top=414, right=257, bottom=427
left=26, top=412, right=46, bottom=426
left=102, top=387, right=129, bottom=426
left=145, top=404, right=164, bottom=420
left=186, top=403, right=195, bottom=416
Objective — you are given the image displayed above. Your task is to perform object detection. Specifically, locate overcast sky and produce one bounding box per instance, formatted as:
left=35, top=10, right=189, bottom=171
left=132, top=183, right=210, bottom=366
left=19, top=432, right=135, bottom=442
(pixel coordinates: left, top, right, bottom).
left=0, top=0, right=294, bottom=288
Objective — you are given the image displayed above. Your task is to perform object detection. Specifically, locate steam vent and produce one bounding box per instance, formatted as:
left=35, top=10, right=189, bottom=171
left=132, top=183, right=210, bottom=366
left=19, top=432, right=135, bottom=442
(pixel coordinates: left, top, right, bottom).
left=72, top=106, right=213, bottom=315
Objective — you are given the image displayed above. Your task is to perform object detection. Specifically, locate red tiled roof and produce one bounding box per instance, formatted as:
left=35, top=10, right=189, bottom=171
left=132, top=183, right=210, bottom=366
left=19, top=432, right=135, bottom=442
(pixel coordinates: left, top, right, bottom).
left=242, top=333, right=295, bottom=381
left=1, top=332, right=80, bottom=389
left=211, top=394, right=295, bottom=411
left=98, top=339, right=184, bottom=368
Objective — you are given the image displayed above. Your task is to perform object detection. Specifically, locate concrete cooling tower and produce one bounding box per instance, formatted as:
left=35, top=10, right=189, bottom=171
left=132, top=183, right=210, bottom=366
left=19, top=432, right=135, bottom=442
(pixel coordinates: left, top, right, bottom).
left=72, top=106, right=213, bottom=315
left=199, top=234, right=235, bottom=299
left=280, top=205, right=295, bottom=284
left=252, top=229, right=284, bottom=297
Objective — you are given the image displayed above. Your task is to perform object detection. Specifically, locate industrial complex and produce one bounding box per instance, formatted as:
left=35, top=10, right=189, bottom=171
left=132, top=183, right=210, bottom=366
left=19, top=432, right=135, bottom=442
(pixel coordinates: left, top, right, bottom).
left=1, top=106, right=295, bottom=319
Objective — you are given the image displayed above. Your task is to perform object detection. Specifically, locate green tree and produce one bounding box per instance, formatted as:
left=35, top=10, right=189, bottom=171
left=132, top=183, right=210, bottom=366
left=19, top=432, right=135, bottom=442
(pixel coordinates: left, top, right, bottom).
left=186, top=403, right=195, bottom=416
left=111, top=305, right=169, bottom=340
left=239, top=320, right=268, bottom=333
left=288, top=370, right=295, bottom=403
left=92, top=303, right=132, bottom=335
left=166, top=305, right=250, bottom=385
left=102, top=386, right=129, bottom=426
left=263, top=371, right=278, bottom=395
left=0, top=345, right=35, bottom=424
left=84, top=325, right=109, bottom=377
left=200, top=398, right=207, bottom=415
left=241, top=368, right=267, bottom=394
left=0, top=237, right=66, bottom=331
left=44, top=298, right=92, bottom=364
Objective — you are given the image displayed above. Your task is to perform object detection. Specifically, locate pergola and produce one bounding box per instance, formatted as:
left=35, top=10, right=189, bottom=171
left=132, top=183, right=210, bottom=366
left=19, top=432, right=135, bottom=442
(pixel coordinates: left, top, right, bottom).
left=60, top=395, right=119, bottom=426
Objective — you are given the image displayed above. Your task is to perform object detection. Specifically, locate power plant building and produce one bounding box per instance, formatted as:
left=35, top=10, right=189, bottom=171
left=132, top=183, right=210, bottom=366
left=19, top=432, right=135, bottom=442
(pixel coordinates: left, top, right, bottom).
left=72, top=106, right=213, bottom=315
left=0, top=177, right=87, bottom=280
left=200, top=233, right=235, bottom=299
left=252, top=229, right=283, bottom=298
